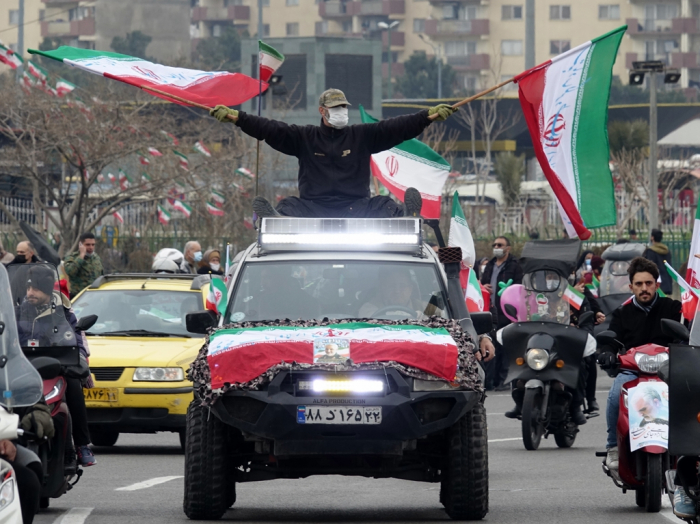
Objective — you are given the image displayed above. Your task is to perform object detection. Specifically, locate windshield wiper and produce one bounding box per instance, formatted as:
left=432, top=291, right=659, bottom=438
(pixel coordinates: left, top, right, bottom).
left=88, top=329, right=191, bottom=338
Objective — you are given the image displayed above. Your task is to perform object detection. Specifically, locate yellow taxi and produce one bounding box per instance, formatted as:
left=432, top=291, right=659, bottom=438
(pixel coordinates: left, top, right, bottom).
left=71, top=274, right=212, bottom=448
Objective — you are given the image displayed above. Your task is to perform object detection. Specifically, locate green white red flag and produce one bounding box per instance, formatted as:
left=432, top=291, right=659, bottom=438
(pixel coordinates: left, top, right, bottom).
left=666, top=261, right=700, bottom=320
left=112, top=211, right=124, bottom=224
left=0, top=43, right=23, bottom=69
left=211, top=189, right=225, bottom=205
left=685, top=199, right=700, bottom=289
left=515, top=26, right=625, bottom=240
left=147, top=147, right=162, bottom=157
left=56, top=78, right=76, bottom=96
left=235, top=167, right=255, bottom=179
left=562, top=284, right=585, bottom=310
left=359, top=105, right=450, bottom=219
left=139, top=155, right=150, bottom=165
left=193, top=141, right=211, bottom=157
left=157, top=205, right=171, bottom=225
left=21, top=71, right=35, bottom=90
left=206, top=278, right=228, bottom=316
left=27, top=61, right=48, bottom=84
left=258, top=41, right=284, bottom=83
left=118, top=169, right=132, bottom=190
left=173, top=150, right=189, bottom=170
left=172, top=200, right=192, bottom=218
left=465, top=268, right=485, bottom=313
left=206, top=202, right=224, bottom=216
left=448, top=192, right=475, bottom=267
left=29, top=46, right=266, bottom=108
left=160, top=130, right=179, bottom=145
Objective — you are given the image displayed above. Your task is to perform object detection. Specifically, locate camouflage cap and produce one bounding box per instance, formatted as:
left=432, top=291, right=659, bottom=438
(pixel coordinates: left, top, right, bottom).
left=318, top=88, right=351, bottom=108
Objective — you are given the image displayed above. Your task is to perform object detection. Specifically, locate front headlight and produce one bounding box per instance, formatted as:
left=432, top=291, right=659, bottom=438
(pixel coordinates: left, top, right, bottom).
left=0, top=478, right=15, bottom=509
left=297, top=379, right=384, bottom=393
left=45, top=378, right=64, bottom=402
left=634, top=353, right=669, bottom=374
left=413, top=379, right=461, bottom=392
left=526, top=349, right=549, bottom=371
left=133, top=368, right=184, bottom=382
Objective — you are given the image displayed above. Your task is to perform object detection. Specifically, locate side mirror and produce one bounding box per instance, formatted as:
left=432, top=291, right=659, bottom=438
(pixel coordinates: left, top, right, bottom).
left=470, top=312, right=493, bottom=336
left=578, top=311, right=594, bottom=326
left=75, top=314, right=98, bottom=332
left=186, top=310, right=218, bottom=335
left=595, top=329, right=619, bottom=347
left=504, top=304, right=518, bottom=319
left=661, top=318, right=690, bottom=342
left=30, top=356, right=61, bottom=380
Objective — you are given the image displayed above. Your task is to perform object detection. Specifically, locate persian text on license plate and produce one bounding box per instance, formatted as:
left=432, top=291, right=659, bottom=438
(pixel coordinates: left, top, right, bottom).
left=84, top=388, right=119, bottom=402
left=297, top=406, right=382, bottom=425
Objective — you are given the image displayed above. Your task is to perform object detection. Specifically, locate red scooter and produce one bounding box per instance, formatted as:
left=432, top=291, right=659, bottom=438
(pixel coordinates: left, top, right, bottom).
left=596, top=336, right=671, bottom=513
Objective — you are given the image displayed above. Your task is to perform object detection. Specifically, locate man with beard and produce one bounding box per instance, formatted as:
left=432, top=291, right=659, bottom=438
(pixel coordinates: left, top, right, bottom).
left=597, top=257, right=681, bottom=472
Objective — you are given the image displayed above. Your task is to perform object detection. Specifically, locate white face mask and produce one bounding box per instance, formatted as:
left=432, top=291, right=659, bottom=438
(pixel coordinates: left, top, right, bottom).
left=210, top=263, right=221, bottom=271
left=326, top=106, right=349, bottom=129
left=493, top=248, right=504, bottom=258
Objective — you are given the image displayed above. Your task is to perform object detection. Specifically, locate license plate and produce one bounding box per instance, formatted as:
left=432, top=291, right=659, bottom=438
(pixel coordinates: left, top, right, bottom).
left=297, top=406, right=382, bottom=425
left=84, top=388, right=119, bottom=403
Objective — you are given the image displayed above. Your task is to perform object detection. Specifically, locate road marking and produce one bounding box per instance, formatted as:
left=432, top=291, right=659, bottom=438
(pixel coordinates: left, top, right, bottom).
left=53, top=508, right=94, bottom=524
left=488, top=438, right=521, bottom=443
left=115, top=476, right=183, bottom=491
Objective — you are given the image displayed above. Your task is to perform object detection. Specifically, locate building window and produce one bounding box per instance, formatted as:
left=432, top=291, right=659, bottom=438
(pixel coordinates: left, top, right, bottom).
left=39, top=9, right=45, bottom=21
left=315, top=21, right=327, bottom=34
left=413, top=18, right=425, bottom=32
left=286, top=0, right=300, bottom=6
left=263, top=23, right=270, bottom=36
left=326, top=54, right=373, bottom=109
left=501, top=39, right=523, bottom=56
left=598, top=5, right=619, bottom=20
left=212, top=24, right=222, bottom=37
left=550, top=40, right=570, bottom=54
left=442, top=4, right=459, bottom=19
left=9, top=10, right=19, bottom=25
left=645, top=4, right=678, bottom=20
left=549, top=5, right=571, bottom=20
left=501, top=74, right=517, bottom=91
left=445, top=40, right=476, bottom=56
left=342, top=20, right=352, bottom=32
left=224, top=0, right=243, bottom=5
left=286, top=22, right=299, bottom=36
left=262, top=0, right=270, bottom=7
left=501, top=5, right=522, bottom=20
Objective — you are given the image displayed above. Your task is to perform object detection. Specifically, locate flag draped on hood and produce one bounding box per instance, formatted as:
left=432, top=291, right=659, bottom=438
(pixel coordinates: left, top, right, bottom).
left=515, top=26, right=625, bottom=240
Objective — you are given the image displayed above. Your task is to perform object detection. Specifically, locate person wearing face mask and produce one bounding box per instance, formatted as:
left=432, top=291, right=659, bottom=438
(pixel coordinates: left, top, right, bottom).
left=63, top=232, right=103, bottom=298
left=197, top=249, right=224, bottom=276
left=480, top=236, right=523, bottom=391
left=209, top=89, right=457, bottom=219
left=9, top=241, right=39, bottom=265
left=180, top=241, right=203, bottom=274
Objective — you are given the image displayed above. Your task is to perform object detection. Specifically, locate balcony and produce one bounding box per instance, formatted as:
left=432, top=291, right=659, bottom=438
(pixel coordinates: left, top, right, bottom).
left=672, top=17, right=700, bottom=35
left=446, top=53, right=489, bottom=71
left=424, top=18, right=489, bottom=37
left=319, top=0, right=355, bottom=18
left=626, top=18, right=680, bottom=35
left=357, top=0, right=404, bottom=15
left=191, top=5, right=250, bottom=22
left=41, top=17, right=95, bottom=38
left=382, top=30, right=404, bottom=47
left=672, top=52, right=699, bottom=68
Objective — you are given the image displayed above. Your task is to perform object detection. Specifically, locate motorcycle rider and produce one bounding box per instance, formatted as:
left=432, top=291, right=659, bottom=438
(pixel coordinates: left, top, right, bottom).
left=15, top=264, right=97, bottom=467
left=597, top=257, right=681, bottom=472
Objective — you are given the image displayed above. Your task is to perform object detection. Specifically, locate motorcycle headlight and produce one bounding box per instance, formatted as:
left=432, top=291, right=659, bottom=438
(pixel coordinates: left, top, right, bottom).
left=413, top=379, right=461, bottom=392
left=634, top=353, right=669, bottom=374
left=526, top=349, right=549, bottom=371
left=45, top=378, right=64, bottom=402
left=133, top=368, right=184, bottom=382
left=0, top=478, right=15, bottom=509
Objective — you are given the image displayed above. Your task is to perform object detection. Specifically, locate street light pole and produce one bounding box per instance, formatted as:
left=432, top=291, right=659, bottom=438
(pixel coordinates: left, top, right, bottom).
left=649, top=70, right=658, bottom=231
left=378, top=21, right=399, bottom=99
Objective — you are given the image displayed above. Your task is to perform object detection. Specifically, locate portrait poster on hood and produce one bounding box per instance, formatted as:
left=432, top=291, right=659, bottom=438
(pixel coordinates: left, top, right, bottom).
left=628, top=382, right=669, bottom=452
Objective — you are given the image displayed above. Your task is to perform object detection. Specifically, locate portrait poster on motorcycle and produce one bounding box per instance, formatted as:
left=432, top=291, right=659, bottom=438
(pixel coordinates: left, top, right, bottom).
left=628, top=382, right=669, bottom=452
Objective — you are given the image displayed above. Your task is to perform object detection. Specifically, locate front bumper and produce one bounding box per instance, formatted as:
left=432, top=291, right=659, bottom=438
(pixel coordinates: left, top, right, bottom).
left=209, top=369, right=481, bottom=456
left=87, top=408, right=186, bottom=432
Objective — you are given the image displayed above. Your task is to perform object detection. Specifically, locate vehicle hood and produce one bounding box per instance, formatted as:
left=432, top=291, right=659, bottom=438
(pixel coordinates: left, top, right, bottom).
left=86, top=336, right=204, bottom=368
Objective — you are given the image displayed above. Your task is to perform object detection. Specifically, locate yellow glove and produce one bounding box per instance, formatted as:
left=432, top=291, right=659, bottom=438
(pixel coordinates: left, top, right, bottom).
left=209, top=105, right=238, bottom=123
left=428, top=104, right=458, bottom=122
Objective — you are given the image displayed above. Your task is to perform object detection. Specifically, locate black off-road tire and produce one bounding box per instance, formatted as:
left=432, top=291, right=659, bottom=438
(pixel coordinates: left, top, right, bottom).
left=90, top=428, right=119, bottom=447
left=645, top=453, right=662, bottom=513
left=440, top=403, right=489, bottom=520
left=183, top=402, right=230, bottom=520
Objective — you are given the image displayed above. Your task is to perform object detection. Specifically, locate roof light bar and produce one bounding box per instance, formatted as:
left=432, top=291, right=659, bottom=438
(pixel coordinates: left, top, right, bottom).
left=259, top=217, right=422, bottom=253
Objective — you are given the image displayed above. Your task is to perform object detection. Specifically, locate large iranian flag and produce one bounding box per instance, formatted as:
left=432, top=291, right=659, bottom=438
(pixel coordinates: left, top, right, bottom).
left=29, top=46, right=265, bottom=108
left=515, top=26, right=625, bottom=240
left=359, top=105, right=450, bottom=219
left=258, top=41, right=284, bottom=83
left=207, top=323, right=459, bottom=387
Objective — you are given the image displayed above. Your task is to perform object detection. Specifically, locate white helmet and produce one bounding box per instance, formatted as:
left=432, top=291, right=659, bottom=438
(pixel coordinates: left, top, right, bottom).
left=152, top=248, right=185, bottom=273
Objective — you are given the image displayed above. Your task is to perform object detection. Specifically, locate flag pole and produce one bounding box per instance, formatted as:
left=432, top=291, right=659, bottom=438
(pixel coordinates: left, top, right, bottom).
left=427, top=76, right=515, bottom=121
left=255, top=40, right=262, bottom=197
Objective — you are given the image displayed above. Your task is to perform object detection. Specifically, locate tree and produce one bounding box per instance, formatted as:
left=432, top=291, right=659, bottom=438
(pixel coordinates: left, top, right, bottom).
left=608, top=119, right=649, bottom=154
left=395, top=52, right=455, bottom=99
left=494, top=152, right=524, bottom=208
left=111, top=31, right=152, bottom=60
left=194, top=26, right=243, bottom=72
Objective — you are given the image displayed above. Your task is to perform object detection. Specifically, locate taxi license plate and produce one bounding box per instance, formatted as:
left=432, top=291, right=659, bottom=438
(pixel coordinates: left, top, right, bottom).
left=297, top=406, right=381, bottom=425
left=84, top=388, right=119, bottom=403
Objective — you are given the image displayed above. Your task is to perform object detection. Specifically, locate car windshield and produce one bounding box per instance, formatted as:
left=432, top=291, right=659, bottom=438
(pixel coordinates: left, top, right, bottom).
left=225, top=261, right=449, bottom=323
left=72, top=290, right=203, bottom=337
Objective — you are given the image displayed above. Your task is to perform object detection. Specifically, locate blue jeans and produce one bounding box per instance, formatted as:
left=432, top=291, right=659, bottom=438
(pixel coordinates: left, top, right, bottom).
left=606, top=370, right=638, bottom=449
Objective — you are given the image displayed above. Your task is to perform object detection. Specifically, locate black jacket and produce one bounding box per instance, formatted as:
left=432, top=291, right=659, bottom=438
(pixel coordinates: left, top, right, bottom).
left=235, top=111, right=433, bottom=205
left=480, top=254, right=524, bottom=329
left=606, top=296, right=682, bottom=353
left=643, top=244, right=673, bottom=295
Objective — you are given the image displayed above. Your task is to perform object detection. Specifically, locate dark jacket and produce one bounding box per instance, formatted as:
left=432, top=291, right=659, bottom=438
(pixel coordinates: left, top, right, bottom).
left=480, top=254, right=524, bottom=329
left=643, top=243, right=672, bottom=295
left=234, top=111, right=433, bottom=205
left=606, top=296, right=682, bottom=352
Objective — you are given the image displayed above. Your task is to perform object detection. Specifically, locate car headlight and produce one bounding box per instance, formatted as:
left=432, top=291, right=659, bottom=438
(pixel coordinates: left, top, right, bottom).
left=634, top=353, right=669, bottom=374
left=45, top=378, right=64, bottom=402
left=0, top=478, right=15, bottom=509
left=526, top=349, right=549, bottom=371
left=298, top=379, right=384, bottom=393
left=133, top=368, right=184, bottom=382
left=413, top=379, right=461, bottom=392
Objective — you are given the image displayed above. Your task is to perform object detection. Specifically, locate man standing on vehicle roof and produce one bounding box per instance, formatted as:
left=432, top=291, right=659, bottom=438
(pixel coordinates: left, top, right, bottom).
left=597, top=257, right=680, bottom=474
left=209, top=89, right=457, bottom=218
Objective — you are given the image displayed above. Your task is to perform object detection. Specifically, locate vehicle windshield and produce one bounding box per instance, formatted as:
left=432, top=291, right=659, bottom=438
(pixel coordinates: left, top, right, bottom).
left=599, top=260, right=631, bottom=296
left=225, top=261, right=449, bottom=322
left=500, top=270, right=570, bottom=325
left=72, top=290, right=204, bottom=337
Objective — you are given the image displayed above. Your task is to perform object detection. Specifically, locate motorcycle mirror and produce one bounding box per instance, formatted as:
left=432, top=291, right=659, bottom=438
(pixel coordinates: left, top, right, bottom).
left=75, top=314, right=98, bottom=332
left=661, top=318, right=689, bottom=342
left=30, top=356, right=61, bottom=380
left=504, top=304, right=518, bottom=319
left=595, top=329, right=619, bottom=347
left=470, top=312, right=493, bottom=336
left=186, top=310, right=218, bottom=334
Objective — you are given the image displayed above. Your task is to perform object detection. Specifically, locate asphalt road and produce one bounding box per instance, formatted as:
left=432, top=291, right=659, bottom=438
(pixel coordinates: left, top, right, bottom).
left=35, top=372, right=679, bottom=524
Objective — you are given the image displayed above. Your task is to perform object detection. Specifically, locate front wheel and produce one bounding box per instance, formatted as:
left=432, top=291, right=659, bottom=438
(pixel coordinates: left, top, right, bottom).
left=645, top=453, right=663, bottom=513
left=521, top=388, right=544, bottom=451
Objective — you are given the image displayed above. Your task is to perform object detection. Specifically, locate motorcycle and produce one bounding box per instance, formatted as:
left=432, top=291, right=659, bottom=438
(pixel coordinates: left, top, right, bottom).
left=499, top=239, right=597, bottom=451
left=6, top=262, right=96, bottom=509
left=595, top=328, right=672, bottom=513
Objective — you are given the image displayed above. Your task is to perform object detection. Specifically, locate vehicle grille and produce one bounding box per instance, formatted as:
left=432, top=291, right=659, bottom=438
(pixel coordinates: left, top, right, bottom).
left=91, top=367, right=125, bottom=381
